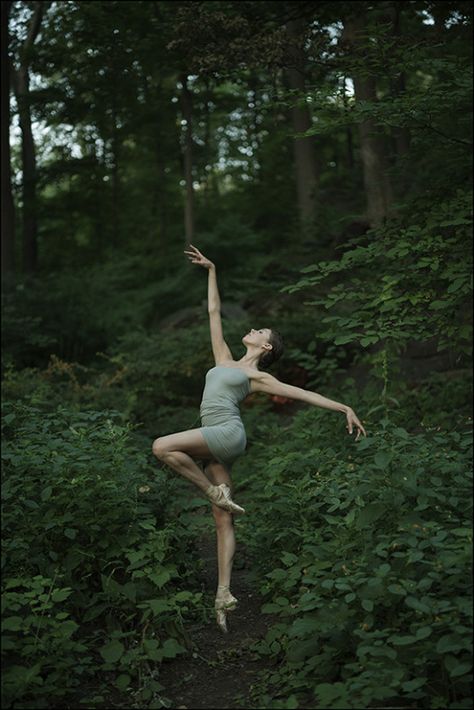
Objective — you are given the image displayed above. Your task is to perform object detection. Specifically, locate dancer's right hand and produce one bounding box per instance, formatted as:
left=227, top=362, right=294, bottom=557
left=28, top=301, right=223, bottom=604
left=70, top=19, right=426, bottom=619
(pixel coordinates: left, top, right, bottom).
left=184, top=244, right=215, bottom=270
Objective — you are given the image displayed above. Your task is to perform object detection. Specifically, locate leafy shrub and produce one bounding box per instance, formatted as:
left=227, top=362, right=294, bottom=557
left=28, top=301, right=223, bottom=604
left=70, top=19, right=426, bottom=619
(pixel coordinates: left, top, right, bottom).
left=239, top=403, right=473, bottom=709
left=281, top=188, right=473, bottom=356
left=1, top=246, right=205, bottom=370
left=1, top=401, right=208, bottom=709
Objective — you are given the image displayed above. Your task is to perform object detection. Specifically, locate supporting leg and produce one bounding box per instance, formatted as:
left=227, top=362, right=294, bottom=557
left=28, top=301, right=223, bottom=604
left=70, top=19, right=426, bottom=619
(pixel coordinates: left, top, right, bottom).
left=214, top=510, right=236, bottom=588
left=204, top=461, right=237, bottom=589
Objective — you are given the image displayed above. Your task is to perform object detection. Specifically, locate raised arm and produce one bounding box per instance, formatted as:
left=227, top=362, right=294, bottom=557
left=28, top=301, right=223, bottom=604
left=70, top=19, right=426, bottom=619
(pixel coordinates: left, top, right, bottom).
left=184, top=244, right=233, bottom=364
left=253, top=371, right=367, bottom=440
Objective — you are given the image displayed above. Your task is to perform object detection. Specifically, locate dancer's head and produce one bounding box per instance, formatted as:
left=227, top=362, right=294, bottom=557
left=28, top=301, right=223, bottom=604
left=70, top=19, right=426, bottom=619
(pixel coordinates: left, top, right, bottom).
left=242, top=328, right=284, bottom=369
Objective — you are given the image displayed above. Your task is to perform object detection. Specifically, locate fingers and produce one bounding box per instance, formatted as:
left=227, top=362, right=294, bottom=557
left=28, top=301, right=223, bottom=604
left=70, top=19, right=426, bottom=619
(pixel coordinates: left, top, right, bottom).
left=347, top=419, right=367, bottom=439
left=184, top=246, right=202, bottom=264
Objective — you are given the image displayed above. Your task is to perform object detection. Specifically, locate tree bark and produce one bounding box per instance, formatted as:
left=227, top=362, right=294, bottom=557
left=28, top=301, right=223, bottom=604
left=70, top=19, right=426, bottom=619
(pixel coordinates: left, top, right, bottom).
left=202, top=76, right=212, bottom=207
left=342, top=14, right=394, bottom=227
left=111, top=96, right=120, bottom=248
left=1, top=0, right=16, bottom=284
left=284, top=18, right=319, bottom=233
left=386, top=1, right=411, bottom=159
left=10, top=0, right=46, bottom=274
left=342, top=77, right=355, bottom=170
left=180, top=73, right=195, bottom=246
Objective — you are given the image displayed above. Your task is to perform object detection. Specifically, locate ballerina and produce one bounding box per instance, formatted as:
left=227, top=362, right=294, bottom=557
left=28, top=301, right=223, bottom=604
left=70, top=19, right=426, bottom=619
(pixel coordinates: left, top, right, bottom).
left=152, top=244, right=366, bottom=632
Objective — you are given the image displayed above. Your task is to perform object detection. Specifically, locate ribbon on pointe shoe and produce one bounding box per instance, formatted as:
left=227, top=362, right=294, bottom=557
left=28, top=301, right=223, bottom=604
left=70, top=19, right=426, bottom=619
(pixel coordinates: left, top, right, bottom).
left=215, top=585, right=238, bottom=611
left=205, top=484, right=246, bottom=515
left=215, top=607, right=229, bottom=633
left=214, top=585, right=238, bottom=633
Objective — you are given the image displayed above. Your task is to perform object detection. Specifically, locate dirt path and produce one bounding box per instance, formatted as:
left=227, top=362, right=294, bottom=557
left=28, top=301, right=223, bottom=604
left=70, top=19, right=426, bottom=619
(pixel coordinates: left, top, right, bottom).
left=157, top=513, right=278, bottom=709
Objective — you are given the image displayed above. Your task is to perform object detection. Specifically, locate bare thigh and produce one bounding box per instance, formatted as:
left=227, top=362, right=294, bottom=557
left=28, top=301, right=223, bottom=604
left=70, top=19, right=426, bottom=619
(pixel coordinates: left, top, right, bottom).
left=152, top=428, right=214, bottom=460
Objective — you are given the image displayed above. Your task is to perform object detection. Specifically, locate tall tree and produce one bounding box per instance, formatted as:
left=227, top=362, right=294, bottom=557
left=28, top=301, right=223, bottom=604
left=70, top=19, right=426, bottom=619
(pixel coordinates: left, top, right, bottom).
left=386, top=1, right=411, bottom=161
left=10, top=0, right=47, bottom=274
left=180, top=73, right=195, bottom=246
left=1, top=0, right=16, bottom=283
left=284, top=16, right=319, bottom=233
left=341, top=9, right=394, bottom=226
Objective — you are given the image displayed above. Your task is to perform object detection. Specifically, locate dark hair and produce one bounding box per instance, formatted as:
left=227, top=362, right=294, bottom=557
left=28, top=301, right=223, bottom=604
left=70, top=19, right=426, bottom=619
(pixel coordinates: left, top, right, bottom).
left=258, top=329, right=284, bottom=369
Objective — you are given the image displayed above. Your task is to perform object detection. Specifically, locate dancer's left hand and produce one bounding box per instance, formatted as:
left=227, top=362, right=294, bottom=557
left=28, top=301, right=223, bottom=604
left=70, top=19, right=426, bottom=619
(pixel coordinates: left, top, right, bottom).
left=346, top=408, right=367, bottom=441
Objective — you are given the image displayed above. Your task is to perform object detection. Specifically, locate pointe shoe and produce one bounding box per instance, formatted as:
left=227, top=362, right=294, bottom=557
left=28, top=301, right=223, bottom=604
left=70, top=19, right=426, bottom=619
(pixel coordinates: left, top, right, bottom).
left=215, top=585, right=238, bottom=633
left=205, top=483, right=246, bottom=515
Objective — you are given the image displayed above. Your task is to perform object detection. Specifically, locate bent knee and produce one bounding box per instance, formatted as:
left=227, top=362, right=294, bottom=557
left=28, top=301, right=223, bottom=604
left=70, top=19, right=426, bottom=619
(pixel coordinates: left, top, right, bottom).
left=152, top=437, right=168, bottom=459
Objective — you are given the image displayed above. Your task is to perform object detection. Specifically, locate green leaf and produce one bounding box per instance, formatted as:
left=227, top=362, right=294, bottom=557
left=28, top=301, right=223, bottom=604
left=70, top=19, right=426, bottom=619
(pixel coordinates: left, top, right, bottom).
left=405, top=596, right=431, bottom=614
left=362, top=599, right=374, bottom=612
left=436, top=634, right=464, bottom=654
left=444, top=655, right=472, bottom=678
left=143, top=639, right=162, bottom=661
left=1, top=616, right=23, bottom=631
left=146, top=599, right=171, bottom=616
left=355, top=503, right=386, bottom=528
left=115, top=674, right=131, bottom=691
left=290, top=617, right=320, bottom=637
left=41, top=486, right=53, bottom=501
left=51, top=587, right=73, bottom=603
left=99, top=639, right=124, bottom=664
left=174, top=591, right=194, bottom=602
left=390, top=635, right=417, bottom=645
left=447, top=278, right=467, bottom=293
left=415, top=627, right=432, bottom=640
left=149, top=570, right=171, bottom=588
left=161, top=638, right=186, bottom=658
left=334, top=335, right=356, bottom=345
left=374, top=451, right=392, bottom=469
left=402, top=677, right=427, bottom=692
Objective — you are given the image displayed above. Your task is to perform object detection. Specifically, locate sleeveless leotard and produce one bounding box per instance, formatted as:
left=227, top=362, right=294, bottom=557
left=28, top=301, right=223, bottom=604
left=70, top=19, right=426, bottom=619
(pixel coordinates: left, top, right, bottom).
left=199, top=366, right=251, bottom=468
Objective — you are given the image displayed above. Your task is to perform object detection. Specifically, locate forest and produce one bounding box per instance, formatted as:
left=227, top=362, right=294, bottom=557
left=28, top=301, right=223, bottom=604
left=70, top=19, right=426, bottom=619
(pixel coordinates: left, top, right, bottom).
left=1, top=1, right=472, bottom=708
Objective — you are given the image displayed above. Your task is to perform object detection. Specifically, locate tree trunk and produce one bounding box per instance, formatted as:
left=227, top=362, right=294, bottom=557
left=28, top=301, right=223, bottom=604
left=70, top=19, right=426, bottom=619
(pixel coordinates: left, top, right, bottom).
left=10, top=1, right=46, bottom=274
left=248, top=71, right=262, bottom=181
left=284, top=18, right=319, bottom=233
left=342, top=15, right=394, bottom=227
left=342, top=77, right=355, bottom=170
left=180, top=73, right=195, bottom=246
left=111, top=107, right=120, bottom=248
left=202, top=76, right=212, bottom=207
left=386, top=1, right=411, bottom=159
left=1, top=0, right=15, bottom=284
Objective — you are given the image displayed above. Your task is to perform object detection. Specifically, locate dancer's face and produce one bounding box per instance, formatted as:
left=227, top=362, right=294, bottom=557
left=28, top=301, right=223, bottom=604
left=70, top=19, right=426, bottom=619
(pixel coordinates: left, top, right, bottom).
left=242, top=328, right=272, bottom=351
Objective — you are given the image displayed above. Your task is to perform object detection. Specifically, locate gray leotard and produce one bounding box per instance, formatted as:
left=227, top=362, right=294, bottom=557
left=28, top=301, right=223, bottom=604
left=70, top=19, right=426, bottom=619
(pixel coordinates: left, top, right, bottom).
left=199, top=366, right=251, bottom=468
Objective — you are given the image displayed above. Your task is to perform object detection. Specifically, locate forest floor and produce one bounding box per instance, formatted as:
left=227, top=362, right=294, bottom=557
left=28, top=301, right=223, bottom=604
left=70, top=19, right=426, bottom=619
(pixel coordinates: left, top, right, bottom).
left=156, top=505, right=285, bottom=709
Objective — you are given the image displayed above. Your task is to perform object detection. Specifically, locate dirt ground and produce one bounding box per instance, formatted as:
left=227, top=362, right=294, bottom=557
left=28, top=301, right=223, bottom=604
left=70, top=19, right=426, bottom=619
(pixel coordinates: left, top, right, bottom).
left=157, top=515, right=282, bottom=709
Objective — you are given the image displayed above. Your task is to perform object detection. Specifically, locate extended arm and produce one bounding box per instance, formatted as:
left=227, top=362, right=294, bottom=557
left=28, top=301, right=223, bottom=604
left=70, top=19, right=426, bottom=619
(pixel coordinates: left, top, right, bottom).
left=207, top=266, right=233, bottom=362
left=184, top=244, right=233, bottom=363
left=207, top=265, right=221, bottom=312
left=253, top=371, right=367, bottom=439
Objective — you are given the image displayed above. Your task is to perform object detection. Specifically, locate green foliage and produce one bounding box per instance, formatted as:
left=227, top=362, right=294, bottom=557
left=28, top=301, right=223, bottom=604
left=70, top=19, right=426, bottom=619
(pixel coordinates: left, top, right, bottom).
left=239, top=403, right=473, bottom=708
left=281, top=189, right=473, bottom=356
left=287, top=51, right=472, bottom=149
left=3, top=3, right=473, bottom=707
left=1, top=246, right=205, bottom=369
left=1, top=400, right=207, bottom=709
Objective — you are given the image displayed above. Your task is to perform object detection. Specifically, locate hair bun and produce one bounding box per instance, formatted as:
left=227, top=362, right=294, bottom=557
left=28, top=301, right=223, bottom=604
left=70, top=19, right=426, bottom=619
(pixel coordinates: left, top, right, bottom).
left=259, top=329, right=284, bottom=369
